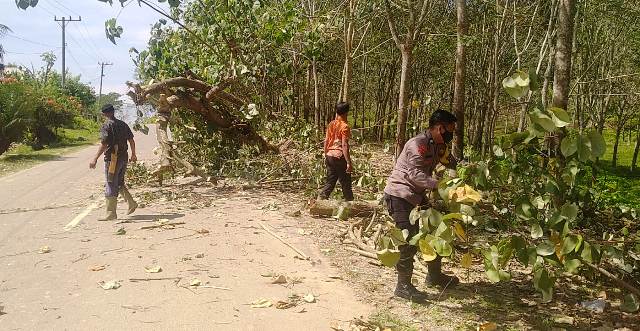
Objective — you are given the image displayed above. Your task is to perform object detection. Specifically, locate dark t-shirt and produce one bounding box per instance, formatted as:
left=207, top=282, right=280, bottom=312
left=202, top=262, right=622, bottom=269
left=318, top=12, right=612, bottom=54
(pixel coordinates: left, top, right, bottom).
left=100, top=118, right=134, bottom=161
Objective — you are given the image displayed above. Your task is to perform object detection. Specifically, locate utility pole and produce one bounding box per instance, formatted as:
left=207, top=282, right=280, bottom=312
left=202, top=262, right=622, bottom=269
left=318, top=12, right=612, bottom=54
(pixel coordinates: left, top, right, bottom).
left=97, top=62, right=113, bottom=108
left=54, top=16, right=81, bottom=87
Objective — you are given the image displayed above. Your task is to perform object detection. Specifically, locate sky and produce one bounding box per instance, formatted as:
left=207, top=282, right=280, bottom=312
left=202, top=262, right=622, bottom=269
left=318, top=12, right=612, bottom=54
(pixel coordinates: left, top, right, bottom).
left=0, top=0, right=171, bottom=95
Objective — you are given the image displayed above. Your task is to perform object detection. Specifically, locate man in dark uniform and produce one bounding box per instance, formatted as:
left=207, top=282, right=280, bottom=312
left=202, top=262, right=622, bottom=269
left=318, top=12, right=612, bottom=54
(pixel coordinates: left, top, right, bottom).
left=89, top=104, right=138, bottom=221
left=384, top=109, right=460, bottom=303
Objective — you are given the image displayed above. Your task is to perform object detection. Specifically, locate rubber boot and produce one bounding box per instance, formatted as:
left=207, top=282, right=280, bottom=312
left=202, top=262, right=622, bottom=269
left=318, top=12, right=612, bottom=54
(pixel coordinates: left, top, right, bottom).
left=426, top=256, right=459, bottom=288
left=119, top=187, right=138, bottom=215
left=394, top=272, right=428, bottom=303
left=98, top=197, right=118, bottom=221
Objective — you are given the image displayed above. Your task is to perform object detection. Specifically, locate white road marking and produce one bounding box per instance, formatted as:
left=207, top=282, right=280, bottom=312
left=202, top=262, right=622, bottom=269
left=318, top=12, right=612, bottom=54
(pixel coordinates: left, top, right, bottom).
left=64, top=202, right=99, bottom=231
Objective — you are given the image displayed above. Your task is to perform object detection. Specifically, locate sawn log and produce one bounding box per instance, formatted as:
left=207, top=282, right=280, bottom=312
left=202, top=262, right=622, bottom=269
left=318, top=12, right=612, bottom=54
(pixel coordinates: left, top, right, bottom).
left=308, top=199, right=381, bottom=218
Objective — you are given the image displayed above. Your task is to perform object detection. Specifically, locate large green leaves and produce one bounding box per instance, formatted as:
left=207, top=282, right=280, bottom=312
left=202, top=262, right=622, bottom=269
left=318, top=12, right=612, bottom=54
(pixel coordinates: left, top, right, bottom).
left=548, top=107, right=571, bottom=128
left=376, top=249, right=400, bottom=267
left=529, top=108, right=557, bottom=132
left=561, top=136, right=578, bottom=157
left=15, top=0, right=38, bottom=10
left=502, top=70, right=530, bottom=98
left=621, top=294, right=640, bottom=313
left=587, top=131, right=606, bottom=157
left=533, top=268, right=555, bottom=302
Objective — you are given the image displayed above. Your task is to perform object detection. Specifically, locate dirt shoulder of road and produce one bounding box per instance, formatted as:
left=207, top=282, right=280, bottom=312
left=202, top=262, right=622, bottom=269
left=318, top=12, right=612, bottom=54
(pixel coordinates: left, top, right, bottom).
left=130, top=178, right=640, bottom=330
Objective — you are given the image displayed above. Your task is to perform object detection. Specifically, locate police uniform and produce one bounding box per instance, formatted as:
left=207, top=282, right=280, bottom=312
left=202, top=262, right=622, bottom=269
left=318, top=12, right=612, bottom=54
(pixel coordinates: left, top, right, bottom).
left=97, top=106, right=137, bottom=221
left=383, top=131, right=458, bottom=302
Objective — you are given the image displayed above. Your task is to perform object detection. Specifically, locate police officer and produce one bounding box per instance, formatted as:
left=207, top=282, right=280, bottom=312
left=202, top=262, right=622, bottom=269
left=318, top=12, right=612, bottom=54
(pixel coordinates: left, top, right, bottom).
left=383, top=109, right=460, bottom=303
left=89, top=104, right=138, bottom=221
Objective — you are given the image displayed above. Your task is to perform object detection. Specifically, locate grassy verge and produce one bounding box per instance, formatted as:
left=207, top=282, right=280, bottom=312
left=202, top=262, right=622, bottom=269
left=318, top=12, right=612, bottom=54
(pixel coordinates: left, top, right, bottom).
left=0, top=127, right=100, bottom=177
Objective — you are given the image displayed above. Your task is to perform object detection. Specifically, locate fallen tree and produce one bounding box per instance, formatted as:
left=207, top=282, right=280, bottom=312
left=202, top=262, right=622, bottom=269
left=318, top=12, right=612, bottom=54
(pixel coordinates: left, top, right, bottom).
left=127, top=75, right=278, bottom=154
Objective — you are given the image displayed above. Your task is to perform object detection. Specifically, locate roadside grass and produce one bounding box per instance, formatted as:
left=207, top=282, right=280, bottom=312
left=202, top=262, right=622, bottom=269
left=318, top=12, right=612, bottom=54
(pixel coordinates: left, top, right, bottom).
left=0, top=127, right=99, bottom=177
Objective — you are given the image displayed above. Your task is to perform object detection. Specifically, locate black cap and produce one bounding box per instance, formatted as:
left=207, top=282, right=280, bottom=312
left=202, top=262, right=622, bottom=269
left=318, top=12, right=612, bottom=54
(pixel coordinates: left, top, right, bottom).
left=101, top=104, right=115, bottom=113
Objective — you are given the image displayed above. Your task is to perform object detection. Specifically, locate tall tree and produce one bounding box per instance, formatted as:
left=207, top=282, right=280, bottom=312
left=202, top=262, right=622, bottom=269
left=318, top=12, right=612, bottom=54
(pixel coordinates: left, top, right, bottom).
left=551, top=0, right=576, bottom=111
left=383, top=0, right=432, bottom=156
left=452, top=0, right=467, bottom=159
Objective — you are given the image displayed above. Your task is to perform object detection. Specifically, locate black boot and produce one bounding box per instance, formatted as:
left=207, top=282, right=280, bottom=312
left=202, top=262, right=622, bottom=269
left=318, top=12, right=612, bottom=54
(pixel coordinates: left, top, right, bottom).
left=426, top=256, right=459, bottom=288
left=394, top=272, right=428, bottom=303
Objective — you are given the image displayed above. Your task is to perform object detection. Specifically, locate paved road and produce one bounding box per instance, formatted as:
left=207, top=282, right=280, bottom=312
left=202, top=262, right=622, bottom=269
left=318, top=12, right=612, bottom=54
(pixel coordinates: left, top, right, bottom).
left=0, top=125, right=369, bottom=330
left=0, top=127, right=158, bottom=249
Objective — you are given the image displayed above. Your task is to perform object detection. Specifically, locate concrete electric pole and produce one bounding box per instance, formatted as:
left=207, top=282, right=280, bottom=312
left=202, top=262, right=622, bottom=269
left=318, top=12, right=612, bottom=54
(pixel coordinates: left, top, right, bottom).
left=97, top=62, right=113, bottom=108
left=54, top=16, right=81, bottom=87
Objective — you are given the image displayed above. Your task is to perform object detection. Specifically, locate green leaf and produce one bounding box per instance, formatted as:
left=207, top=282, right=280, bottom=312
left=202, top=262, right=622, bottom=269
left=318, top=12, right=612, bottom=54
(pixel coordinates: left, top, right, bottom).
left=545, top=179, right=560, bottom=195
left=561, top=235, right=579, bottom=255
left=574, top=234, right=583, bottom=253
left=560, top=136, right=577, bottom=157
left=428, top=209, right=444, bottom=228
left=564, top=258, right=581, bottom=273
left=418, top=238, right=438, bottom=261
left=621, top=294, right=640, bottom=313
left=432, top=238, right=452, bottom=257
left=576, top=134, right=593, bottom=162
left=485, top=268, right=501, bottom=283
left=548, top=107, right=571, bottom=128
left=529, top=108, right=556, bottom=132
left=531, top=223, right=543, bottom=239
left=408, top=231, right=425, bottom=246
left=580, top=241, right=597, bottom=263
left=516, top=199, right=534, bottom=220
left=588, top=131, right=606, bottom=158
left=533, top=268, right=555, bottom=302
left=442, top=213, right=463, bottom=221
left=492, top=145, right=504, bottom=157
left=388, top=227, right=407, bottom=245
left=376, top=249, right=400, bottom=267
left=561, top=203, right=578, bottom=221
left=536, top=241, right=556, bottom=256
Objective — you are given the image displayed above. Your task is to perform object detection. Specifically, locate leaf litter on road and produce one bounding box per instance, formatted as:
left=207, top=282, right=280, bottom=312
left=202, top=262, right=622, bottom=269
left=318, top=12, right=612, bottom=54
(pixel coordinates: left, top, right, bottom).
left=88, top=265, right=106, bottom=271
left=99, top=280, right=121, bottom=290
left=251, top=299, right=273, bottom=308
left=38, top=246, right=51, bottom=254
left=144, top=265, right=162, bottom=273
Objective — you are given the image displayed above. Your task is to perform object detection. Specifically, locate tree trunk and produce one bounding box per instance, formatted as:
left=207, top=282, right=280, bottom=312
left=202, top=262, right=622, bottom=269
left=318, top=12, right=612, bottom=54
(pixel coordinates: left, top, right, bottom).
left=612, top=128, right=622, bottom=168
left=632, top=126, right=640, bottom=172
left=452, top=0, right=467, bottom=159
left=395, top=45, right=413, bottom=157
left=312, top=58, right=320, bottom=134
left=309, top=199, right=381, bottom=218
left=551, top=0, right=576, bottom=111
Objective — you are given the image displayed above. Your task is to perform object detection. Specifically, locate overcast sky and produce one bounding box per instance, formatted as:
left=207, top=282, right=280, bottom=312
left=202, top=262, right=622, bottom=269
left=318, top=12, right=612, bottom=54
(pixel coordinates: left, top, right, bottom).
left=1, top=0, right=170, bottom=95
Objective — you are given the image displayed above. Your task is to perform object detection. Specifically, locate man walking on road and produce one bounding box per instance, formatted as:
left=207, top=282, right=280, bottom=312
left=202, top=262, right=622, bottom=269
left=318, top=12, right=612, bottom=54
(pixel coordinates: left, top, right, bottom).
left=89, top=104, right=138, bottom=221
left=384, top=109, right=460, bottom=303
left=319, top=102, right=354, bottom=201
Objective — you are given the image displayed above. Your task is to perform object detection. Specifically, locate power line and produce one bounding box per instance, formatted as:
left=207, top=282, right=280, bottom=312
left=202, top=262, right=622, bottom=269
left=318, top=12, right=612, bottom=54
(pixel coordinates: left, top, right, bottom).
left=5, top=34, right=59, bottom=48
left=66, top=31, right=99, bottom=62
left=66, top=48, right=89, bottom=78
left=50, top=0, right=82, bottom=17
left=5, top=50, right=48, bottom=55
